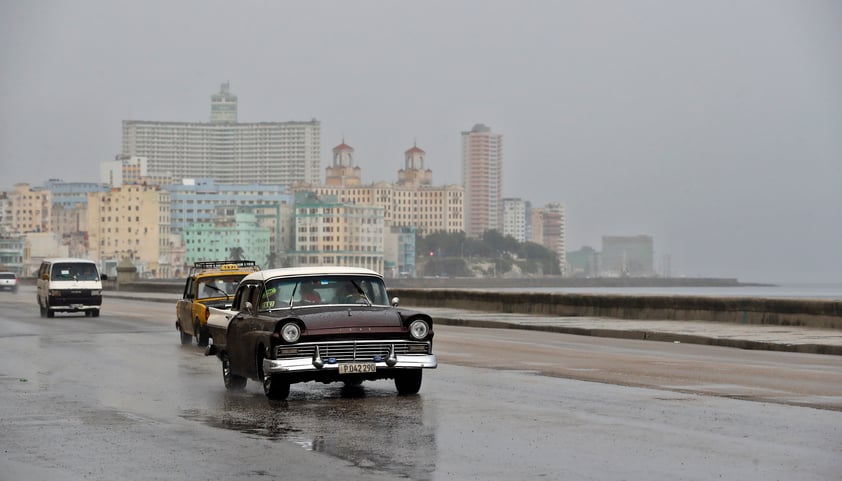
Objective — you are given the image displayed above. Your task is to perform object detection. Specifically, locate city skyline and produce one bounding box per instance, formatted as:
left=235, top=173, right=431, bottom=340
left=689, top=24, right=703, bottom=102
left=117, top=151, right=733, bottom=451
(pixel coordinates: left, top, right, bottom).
left=2, top=1, right=840, bottom=284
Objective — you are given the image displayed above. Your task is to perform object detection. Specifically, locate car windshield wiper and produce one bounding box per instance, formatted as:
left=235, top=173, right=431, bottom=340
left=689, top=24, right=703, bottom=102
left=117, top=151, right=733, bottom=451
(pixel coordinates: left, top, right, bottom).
left=350, top=280, right=372, bottom=307
left=206, top=284, right=231, bottom=298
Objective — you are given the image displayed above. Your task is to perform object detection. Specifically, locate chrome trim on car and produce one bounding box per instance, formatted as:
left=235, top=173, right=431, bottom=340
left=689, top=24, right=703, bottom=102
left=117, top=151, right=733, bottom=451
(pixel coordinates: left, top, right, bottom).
left=263, top=353, right=437, bottom=374
left=272, top=339, right=432, bottom=361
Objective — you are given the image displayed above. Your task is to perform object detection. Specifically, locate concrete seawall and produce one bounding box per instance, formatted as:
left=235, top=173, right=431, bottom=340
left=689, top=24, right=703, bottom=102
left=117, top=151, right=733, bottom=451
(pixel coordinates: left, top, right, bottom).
left=389, top=289, right=842, bottom=330
left=111, top=280, right=842, bottom=330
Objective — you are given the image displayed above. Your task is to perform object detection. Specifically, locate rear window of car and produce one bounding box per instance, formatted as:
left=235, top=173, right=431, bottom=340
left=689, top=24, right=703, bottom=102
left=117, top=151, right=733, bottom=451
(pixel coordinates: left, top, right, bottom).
left=0, top=273, right=15, bottom=279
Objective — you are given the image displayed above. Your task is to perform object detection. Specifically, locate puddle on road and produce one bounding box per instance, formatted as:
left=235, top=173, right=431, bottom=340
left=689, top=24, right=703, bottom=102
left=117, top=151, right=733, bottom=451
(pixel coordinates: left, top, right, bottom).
left=180, top=382, right=437, bottom=480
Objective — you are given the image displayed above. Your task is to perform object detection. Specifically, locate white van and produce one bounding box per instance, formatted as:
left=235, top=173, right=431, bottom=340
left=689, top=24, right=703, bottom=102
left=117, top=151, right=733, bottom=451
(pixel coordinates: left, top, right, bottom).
left=36, top=258, right=107, bottom=318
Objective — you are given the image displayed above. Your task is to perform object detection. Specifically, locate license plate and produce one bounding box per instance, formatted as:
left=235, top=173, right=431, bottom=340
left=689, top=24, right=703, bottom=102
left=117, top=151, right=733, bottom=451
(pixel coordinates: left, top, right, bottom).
left=338, top=362, right=376, bottom=374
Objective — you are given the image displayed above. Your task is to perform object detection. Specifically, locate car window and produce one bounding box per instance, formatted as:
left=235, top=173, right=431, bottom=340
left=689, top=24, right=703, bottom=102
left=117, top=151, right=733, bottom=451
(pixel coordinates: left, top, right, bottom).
left=197, top=276, right=242, bottom=299
left=259, top=275, right=389, bottom=308
left=260, top=279, right=297, bottom=310
left=51, top=263, right=99, bottom=281
left=0, top=273, right=15, bottom=280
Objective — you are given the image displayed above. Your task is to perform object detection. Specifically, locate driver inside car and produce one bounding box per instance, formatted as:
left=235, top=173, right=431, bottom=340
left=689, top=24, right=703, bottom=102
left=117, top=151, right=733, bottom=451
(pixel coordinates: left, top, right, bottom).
left=300, top=281, right=321, bottom=304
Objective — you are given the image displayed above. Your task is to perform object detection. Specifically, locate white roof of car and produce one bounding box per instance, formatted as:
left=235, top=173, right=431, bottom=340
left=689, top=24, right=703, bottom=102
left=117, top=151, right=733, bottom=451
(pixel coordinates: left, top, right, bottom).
left=242, top=266, right=383, bottom=283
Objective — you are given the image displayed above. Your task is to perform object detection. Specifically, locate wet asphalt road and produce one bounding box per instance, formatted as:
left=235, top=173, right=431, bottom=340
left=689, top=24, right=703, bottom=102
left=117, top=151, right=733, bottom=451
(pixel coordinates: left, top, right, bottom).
left=1, top=288, right=841, bottom=481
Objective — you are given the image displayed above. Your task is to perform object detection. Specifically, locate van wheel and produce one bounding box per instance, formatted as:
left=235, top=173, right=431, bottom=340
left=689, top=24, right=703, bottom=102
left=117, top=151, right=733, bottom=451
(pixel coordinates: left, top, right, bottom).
left=92, top=310, right=100, bottom=318
left=46, top=308, right=55, bottom=318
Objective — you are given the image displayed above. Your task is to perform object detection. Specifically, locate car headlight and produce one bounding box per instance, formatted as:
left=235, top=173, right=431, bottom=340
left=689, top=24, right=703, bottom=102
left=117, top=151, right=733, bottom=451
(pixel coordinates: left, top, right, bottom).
left=280, top=322, right=301, bottom=343
left=408, top=319, right=430, bottom=340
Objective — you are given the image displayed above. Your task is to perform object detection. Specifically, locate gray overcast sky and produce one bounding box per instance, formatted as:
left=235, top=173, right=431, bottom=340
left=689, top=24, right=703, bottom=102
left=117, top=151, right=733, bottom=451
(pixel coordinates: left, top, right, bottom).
left=1, top=0, right=841, bottom=283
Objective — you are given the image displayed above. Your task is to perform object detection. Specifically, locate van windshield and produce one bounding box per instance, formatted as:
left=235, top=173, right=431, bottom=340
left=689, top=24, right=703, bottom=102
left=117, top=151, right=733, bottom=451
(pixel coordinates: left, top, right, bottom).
left=52, top=263, right=99, bottom=281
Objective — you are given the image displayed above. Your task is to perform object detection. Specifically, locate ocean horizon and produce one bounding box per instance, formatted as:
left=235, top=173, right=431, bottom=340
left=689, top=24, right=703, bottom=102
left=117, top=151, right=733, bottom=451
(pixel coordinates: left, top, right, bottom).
left=466, top=282, right=842, bottom=300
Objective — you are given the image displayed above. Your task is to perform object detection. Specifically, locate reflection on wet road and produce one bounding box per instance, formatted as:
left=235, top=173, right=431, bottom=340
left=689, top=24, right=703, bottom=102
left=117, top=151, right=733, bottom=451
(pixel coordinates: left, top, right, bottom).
left=182, top=386, right=435, bottom=480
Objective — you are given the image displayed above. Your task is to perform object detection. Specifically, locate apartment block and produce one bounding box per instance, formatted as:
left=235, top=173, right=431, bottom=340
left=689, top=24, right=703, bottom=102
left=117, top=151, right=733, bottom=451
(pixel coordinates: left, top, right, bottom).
left=122, top=84, right=321, bottom=187
left=530, top=202, right=567, bottom=275
left=183, top=212, right=271, bottom=266
left=9, top=183, right=52, bottom=234
left=86, top=185, right=173, bottom=277
left=502, top=198, right=527, bottom=242
left=289, top=191, right=384, bottom=273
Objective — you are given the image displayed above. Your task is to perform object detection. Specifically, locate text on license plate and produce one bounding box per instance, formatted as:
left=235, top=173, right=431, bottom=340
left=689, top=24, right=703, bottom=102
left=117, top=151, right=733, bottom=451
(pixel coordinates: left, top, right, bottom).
left=339, top=362, right=376, bottom=374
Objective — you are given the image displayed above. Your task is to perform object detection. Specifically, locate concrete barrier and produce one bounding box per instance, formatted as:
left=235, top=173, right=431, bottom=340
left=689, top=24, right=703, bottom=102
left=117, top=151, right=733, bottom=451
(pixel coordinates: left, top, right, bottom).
left=112, top=280, right=842, bottom=330
left=389, top=289, right=842, bottom=330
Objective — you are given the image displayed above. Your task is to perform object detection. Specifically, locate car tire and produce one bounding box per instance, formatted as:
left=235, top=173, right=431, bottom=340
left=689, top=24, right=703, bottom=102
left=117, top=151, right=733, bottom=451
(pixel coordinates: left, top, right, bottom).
left=258, top=350, right=289, bottom=400
left=179, top=326, right=193, bottom=345
left=195, top=320, right=209, bottom=347
left=92, top=310, right=100, bottom=318
left=394, top=369, right=423, bottom=395
left=263, top=373, right=290, bottom=401
left=46, top=307, right=55, bottom=318
left=222, top=354, right=246, bottom=391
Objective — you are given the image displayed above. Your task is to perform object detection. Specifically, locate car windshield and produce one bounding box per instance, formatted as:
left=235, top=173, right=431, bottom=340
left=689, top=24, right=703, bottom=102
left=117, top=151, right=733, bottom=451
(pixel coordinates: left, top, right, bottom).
left=0, top=273, right=15, bottom=280
left=259, top=275, right=389, bottom=310
left=198, top=276, right=242, bottom=299
left=51, top=263, right=99, bottom=281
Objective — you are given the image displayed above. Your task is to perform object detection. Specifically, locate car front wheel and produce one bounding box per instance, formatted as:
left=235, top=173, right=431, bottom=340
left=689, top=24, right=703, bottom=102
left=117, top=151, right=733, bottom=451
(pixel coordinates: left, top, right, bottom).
left=263, top=373, right=290, bottom=400
left=395, top=369, right=423, bottom=395
left=222, top=354, right=246, bottom=391
left=258, top=351, right=289, bottom=400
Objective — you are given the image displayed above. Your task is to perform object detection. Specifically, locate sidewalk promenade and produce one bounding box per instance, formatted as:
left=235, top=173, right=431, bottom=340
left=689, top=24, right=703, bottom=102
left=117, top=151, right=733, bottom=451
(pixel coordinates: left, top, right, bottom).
left=106, top=291, right=842, bottom=356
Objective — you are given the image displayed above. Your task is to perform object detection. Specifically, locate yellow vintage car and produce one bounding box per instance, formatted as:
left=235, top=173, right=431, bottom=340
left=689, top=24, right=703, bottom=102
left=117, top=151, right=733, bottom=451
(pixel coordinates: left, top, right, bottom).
left=176, top=260, right=260, bottom=346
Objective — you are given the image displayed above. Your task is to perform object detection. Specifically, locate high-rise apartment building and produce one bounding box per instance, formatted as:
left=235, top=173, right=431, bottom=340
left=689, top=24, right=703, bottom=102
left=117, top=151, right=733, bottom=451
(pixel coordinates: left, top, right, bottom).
left=121, top=84, right=321, bottom=186
left=530, top=202, right=567, bottom=275
left=462, top=124, right=502, bottom=238
left=502, top=198, right=527, bottom=242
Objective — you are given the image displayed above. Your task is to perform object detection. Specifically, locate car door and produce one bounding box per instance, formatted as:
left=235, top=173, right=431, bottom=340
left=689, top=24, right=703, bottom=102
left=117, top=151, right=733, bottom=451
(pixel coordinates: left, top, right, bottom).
left=226, top=282, right=262, bottom=378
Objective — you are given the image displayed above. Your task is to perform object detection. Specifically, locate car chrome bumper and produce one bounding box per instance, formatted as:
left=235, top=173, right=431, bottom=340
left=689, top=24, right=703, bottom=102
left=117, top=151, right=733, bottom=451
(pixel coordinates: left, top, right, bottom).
left=263, top=354, right=437, bottom=374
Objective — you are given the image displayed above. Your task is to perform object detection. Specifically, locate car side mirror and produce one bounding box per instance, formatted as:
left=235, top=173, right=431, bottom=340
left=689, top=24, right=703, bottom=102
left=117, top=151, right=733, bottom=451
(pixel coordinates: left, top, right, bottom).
left=245, top=301, right=254, bottom=315
left=100, top=274, right=108, bottom=281
left=391, top=296, right=400, bottom=307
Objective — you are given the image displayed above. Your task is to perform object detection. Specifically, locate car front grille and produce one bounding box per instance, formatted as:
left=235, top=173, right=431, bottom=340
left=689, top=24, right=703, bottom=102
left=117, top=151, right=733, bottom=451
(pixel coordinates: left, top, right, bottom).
left=273, top=340, right=431, bottom=362
left=60, top=289, right=93, bottom=298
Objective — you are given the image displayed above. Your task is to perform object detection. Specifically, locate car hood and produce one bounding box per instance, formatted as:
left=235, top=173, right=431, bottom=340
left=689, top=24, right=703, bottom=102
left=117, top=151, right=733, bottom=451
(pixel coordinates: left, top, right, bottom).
left=291, top=306, right=421, bottom=332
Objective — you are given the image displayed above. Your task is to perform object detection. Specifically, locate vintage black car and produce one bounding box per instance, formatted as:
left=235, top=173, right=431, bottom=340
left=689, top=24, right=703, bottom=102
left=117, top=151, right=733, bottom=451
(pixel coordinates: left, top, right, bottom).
left=205, top=266, right=437, bottom=400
